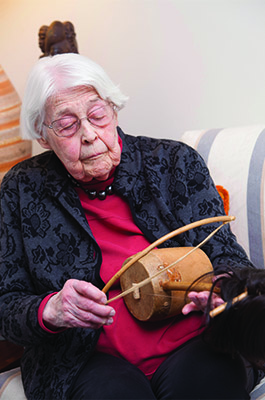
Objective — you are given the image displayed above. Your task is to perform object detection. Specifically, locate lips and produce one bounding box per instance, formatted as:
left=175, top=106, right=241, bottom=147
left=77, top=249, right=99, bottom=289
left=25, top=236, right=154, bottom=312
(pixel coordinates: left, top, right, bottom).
left=81, top=152, right=105, bottom=162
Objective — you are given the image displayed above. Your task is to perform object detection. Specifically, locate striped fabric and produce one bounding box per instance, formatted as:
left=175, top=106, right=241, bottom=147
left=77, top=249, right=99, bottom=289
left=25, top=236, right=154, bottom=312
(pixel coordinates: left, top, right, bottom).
left=181, top=125, right=265, bottom=269
left=0, top=368, right=26, bottom=400
left=0, top=66, right=32, bottom=184
left=0, top=126, right=264, bottom=399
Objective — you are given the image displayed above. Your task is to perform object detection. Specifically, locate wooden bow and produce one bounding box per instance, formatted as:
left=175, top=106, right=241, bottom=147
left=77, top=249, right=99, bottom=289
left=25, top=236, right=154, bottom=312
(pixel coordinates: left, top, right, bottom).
left=103, top=216, right=235, bottom=308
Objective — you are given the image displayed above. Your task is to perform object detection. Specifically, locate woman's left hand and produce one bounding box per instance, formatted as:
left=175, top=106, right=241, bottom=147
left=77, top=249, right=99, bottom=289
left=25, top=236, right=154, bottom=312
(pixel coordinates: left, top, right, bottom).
left=182, top=291, right=224, bottom=315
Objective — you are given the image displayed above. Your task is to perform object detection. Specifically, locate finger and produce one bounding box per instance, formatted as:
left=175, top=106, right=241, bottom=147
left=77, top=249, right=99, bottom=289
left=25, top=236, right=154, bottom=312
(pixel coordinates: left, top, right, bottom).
left=210, top=295, right=224, bottom=309
left=54, top=280, right=115, bottom=328
left=188, top=292, right=209, bottom=308
left=57, top=297, right=115, bottom=328
left=66, top=306, right=115, bottom=328
left=72, top=280, right=107, bottom=304
left=185, top=292, right=209, bottom=314
left=187, top=292, right=224, bottom=311
left=64, top=279, right=115, bottom=317
left=182, top=303, right=199, bottom=315
left=75, top=301, right=115, bottom=321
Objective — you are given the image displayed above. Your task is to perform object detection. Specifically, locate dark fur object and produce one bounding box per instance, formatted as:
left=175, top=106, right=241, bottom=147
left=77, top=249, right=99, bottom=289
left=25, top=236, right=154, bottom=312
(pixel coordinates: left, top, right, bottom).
left=204, top=267, right=265, bottom=370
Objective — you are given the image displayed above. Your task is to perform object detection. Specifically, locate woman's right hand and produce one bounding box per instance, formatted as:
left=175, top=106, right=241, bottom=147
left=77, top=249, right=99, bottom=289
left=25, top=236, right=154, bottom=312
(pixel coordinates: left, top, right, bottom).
left=42, top=279, right=115, bottom=330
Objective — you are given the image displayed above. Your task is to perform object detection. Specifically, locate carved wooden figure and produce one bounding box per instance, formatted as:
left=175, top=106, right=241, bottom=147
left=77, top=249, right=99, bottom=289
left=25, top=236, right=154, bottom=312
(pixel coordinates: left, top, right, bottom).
left=38, top=21, right=78, bottom=58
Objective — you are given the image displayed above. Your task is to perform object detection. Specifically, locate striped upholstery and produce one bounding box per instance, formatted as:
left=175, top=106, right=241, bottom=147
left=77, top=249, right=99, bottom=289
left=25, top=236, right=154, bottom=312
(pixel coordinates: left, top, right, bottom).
left=0, top=368, right=26, bottom=399
left=0, top=66, right=32, bottom=184
left=181, top=125, right=265, bottom=269
left=0, top=125, right=264, bottom=399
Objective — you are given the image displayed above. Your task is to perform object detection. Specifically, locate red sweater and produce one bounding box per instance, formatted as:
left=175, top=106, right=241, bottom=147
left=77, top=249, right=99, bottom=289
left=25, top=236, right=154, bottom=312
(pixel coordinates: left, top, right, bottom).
left=77, top=181, right=204, bottom=379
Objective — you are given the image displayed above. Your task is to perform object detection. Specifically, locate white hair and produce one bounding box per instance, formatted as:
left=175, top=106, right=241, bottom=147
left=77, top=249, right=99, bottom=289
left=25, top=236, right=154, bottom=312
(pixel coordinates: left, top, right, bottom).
left=20, top=53, right=128, bottom=140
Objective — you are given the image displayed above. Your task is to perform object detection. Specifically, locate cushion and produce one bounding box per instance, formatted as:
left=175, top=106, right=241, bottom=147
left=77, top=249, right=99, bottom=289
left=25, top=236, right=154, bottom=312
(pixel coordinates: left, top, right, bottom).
left=0, top=125, right=264, bottom=399
left=0, top=368, right=26, bottom=399
left=181, top=125, right=265, bottom=269
left=251, top=377, right=265, bottom=400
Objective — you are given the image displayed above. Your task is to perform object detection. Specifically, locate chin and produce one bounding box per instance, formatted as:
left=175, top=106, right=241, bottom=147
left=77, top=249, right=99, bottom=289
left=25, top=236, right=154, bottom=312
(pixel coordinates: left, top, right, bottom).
left=76, top=156, right=120, bottom=182
left=87, top=161, right=118, bottom=180
left=80, top=169, right=112, bottom=182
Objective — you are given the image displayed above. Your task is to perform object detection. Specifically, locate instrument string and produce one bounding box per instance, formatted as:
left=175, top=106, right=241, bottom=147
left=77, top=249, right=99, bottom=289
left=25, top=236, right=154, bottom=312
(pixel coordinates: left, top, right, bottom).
left=103, top=215, right=235, bottom=294
left=107, top=221, right=229, bottom=304
left=124, top=292, right=193, bottom=299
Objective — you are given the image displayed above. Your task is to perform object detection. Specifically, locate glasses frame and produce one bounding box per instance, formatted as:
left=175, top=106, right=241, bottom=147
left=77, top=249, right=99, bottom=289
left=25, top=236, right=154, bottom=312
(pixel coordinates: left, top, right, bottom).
left=43, top=102, right=115, bottom=138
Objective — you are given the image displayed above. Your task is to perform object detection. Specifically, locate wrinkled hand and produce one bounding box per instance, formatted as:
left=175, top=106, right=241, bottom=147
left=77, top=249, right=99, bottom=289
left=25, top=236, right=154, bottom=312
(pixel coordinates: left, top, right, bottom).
left=182, top=291, right=224, bottom=315
left=42, top=279, right=115, bottom=330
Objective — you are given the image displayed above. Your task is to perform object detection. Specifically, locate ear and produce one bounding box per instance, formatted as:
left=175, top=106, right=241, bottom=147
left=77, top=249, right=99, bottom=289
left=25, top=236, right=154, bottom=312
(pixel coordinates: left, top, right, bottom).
left=37, top=137, right=52, bottom=150
left=113, top=111, right=119, bottom=128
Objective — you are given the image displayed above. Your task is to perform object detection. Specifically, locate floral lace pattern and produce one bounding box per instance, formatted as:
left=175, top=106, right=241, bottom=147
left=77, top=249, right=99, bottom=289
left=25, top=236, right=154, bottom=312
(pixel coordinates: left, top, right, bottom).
left=0, top=128, right=254, bottom=399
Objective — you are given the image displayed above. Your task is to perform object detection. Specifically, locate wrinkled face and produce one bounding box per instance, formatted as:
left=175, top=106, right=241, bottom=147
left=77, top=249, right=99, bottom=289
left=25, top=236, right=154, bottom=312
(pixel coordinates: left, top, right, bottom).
left=39, top=86, right=121, bottom=182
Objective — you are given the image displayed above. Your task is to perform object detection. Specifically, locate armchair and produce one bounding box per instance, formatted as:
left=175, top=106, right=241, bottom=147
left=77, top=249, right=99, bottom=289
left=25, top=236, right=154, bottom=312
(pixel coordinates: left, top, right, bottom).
left=0, top=124, right=264, bottom=399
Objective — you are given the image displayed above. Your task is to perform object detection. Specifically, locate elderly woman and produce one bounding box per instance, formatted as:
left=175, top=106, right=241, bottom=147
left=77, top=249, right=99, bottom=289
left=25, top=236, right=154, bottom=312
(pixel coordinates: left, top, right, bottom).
left=0, top=54, right=260, bottom=399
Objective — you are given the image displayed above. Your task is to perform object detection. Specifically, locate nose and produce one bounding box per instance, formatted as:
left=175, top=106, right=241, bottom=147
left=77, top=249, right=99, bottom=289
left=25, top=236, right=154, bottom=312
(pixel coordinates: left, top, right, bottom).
left=80, top=117, right=98, bottom=143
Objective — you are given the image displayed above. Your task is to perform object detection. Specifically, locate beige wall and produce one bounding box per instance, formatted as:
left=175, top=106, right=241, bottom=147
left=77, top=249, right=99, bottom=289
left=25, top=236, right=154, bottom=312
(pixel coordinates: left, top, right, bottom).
left=1, top=0, right=265, bottom=155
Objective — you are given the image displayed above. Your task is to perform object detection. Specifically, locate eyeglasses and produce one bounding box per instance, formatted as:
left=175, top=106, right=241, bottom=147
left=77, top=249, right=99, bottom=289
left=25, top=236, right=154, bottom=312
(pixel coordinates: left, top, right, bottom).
left=43, top=103, right=115, bottom=137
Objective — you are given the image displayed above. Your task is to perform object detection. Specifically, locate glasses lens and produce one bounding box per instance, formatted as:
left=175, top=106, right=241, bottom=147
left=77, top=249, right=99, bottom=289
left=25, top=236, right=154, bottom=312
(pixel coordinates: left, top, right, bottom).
left=53, top=117, right=79, bottom=137
left=88, top=105, right=113, bottom=127
left=51, top=103, right=114, bottom=137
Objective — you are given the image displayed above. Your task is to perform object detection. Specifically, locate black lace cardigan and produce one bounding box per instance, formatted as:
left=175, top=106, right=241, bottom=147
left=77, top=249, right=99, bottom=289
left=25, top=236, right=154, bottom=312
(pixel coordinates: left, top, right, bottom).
left=0, top=127, right=254, bottom=399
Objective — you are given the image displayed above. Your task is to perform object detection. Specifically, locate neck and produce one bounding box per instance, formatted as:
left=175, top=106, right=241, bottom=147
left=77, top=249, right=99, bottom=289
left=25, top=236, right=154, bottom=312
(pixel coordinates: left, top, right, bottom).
left=68, top=173, right=115, bottom=200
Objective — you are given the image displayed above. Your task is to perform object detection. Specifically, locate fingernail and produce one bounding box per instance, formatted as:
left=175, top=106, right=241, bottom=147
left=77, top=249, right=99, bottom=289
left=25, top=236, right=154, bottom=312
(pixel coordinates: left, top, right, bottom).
left=105, top=317, right=113, bottom=325
left=100, top=296, right=107, bottom=304
left=110, top=309, right=115, bottom=317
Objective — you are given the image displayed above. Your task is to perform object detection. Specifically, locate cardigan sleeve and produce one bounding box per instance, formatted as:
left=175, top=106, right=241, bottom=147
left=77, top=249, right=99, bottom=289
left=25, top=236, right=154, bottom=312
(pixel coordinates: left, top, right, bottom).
left=0, top=173, right=61, bottom=346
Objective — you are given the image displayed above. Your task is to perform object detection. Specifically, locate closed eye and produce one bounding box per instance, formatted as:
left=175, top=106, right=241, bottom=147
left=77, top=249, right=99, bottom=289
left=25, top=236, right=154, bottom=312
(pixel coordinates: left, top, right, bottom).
left=88, top=106, right=109, bottom=125
left=55, top=117, right=78, bottom=132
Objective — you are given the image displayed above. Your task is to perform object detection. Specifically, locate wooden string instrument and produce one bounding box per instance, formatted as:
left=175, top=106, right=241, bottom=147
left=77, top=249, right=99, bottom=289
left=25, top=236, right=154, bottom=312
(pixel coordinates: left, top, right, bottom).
left=102, top=215, right=242, bottom=321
